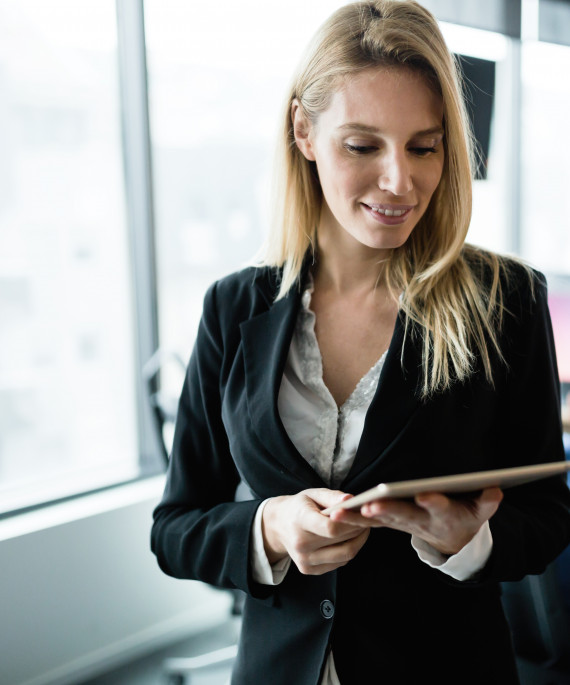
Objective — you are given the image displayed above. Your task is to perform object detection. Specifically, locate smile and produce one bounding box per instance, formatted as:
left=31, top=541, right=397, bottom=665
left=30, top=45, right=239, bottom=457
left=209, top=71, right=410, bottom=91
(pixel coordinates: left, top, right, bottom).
left=372, top=207, right=407, bottom=217
left=362, top=203, right=415, bottom=225
left=366, top=204, right=415, bottom=217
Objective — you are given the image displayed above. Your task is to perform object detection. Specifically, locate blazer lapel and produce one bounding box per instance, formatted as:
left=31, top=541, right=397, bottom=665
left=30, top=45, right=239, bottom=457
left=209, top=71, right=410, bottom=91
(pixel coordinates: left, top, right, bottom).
left=240, top=284, right=325, bottom=487
left=240, top=267, right=423, bottom=490
left=344, top=312, right=422, bottom=488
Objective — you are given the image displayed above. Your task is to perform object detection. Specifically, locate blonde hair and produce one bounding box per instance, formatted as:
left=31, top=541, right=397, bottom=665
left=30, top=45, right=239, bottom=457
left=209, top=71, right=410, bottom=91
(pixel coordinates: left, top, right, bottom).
left=262, top=0, right=522, bottom=396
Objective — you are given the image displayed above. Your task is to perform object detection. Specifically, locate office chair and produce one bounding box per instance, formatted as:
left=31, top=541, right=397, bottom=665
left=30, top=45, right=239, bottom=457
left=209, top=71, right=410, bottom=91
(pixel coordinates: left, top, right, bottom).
left=142, top=348, right=187, bottom=464
left=143, top=349, right=241, bottom=684
left=502, top=562, right=570, bottom=684
left=162, top=645, right=238, bottom=685
left=501, top=465, right=570, bottom=685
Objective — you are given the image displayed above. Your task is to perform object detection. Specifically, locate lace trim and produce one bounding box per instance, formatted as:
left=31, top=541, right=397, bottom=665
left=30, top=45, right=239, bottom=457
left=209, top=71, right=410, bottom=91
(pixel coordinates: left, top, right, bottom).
left=296, top=293, right=338, bottom=480
left=295, top=283, right=386, bottom=486
left=333, top=351, right=386, bottom=486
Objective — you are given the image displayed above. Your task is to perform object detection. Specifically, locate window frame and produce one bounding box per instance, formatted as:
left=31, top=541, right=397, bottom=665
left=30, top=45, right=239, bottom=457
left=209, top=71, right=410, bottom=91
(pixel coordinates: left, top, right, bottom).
left=0, top=0, right=164, bottom=520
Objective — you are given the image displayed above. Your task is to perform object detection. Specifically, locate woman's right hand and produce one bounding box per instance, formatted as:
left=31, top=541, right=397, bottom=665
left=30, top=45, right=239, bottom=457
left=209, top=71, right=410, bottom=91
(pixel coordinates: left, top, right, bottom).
left=262, top=489, right=370, bottom=575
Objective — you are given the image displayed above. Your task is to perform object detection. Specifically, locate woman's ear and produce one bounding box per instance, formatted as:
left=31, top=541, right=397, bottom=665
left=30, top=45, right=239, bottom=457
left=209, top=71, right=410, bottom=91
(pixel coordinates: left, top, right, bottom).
left=291, top=99, right=316, bottom=161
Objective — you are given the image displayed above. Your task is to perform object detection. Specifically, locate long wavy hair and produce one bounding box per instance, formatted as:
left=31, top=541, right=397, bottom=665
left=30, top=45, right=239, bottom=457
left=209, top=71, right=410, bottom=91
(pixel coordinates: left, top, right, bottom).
left=261, top=0, right=522, bottom=396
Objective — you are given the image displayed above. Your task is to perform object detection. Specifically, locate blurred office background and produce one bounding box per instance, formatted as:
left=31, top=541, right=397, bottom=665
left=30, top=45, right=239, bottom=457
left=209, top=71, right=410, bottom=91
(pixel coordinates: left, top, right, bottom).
left=0, top=1, right=569, bottom=684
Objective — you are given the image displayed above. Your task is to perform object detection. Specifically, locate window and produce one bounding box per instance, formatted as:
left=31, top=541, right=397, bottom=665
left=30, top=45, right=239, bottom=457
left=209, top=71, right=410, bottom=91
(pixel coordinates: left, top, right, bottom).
left=438, top=22, right=515, bottom=254
left=520, top=36, right=570, bottom=433
left=145, top=2, right=570, bottom=446
left=0, top=0, right=139, bottom=514
left=2, top=1, right=568, bottom=515
left=144, top=0, right=347, bottom=419
left=520, top=40, right=570, bottom=274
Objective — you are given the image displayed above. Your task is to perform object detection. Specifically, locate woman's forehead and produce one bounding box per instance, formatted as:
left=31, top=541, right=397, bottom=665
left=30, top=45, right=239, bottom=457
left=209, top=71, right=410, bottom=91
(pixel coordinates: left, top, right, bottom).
left=321, top=66, right=444, bottom=135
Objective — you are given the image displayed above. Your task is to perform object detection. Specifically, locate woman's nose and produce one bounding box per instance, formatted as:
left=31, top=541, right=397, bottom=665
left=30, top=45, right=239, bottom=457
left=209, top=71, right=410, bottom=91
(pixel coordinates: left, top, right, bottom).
left=378, top=151, right=413, bottom=196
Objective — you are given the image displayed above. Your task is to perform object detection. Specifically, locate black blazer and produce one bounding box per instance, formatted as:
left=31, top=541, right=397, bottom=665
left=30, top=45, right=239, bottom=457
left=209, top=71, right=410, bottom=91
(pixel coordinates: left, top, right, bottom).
left=151, top=259, right=570, bottom=685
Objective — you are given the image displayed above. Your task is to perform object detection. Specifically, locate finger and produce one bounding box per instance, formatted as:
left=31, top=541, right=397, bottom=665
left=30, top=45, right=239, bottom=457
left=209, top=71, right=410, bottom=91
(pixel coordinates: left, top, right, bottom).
left=304, top=488, right=354, bottom=512
left=301, top=490, right=368, bottom=538
left=478, top=487, right=504, bottom=505
left=414, top=492, right=451, bottom=513
left=299, top=529, right=370, bottom=573
left=357, top=499, right=433, bottom=539
left=415, top=488, right=503, bottom=520
left=329, top=507, right=385, bottom=528
left=475, top=487, right=504, bottom=519
left=307, top=513, right=370, bottom=542
left=361, top=497, right=427, bottom=520
left=296, top=502, right=365, bottom=542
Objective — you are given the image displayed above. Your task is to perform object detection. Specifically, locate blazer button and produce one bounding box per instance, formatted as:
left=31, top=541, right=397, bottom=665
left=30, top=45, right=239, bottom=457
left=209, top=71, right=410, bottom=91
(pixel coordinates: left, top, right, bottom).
left=320, top=599, right=335, bottom=619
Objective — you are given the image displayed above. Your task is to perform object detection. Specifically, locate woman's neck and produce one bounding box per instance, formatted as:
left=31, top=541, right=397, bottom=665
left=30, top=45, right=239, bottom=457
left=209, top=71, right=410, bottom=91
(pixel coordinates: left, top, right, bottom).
left=313, top=240, right=390, bottom=296
left=313, top=212, right=394, bottom=295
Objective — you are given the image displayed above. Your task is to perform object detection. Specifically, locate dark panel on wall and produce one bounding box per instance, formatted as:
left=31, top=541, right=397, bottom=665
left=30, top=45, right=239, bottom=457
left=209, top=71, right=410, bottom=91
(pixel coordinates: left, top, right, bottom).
left=456, top=55, right=496, bottom=180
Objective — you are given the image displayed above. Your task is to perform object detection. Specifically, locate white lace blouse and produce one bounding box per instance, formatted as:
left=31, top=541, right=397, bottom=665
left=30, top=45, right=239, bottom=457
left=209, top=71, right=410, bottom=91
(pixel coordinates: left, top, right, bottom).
left=249, top=280, right=493, bottom=685
left=277, top=285, right=387, bottom=489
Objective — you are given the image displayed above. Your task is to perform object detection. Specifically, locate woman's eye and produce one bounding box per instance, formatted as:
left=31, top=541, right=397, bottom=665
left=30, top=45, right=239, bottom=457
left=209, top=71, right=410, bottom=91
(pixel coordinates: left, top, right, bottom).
left=410, top=146, right=438, bottom=157
left=344, top=143, right=375, bottom=154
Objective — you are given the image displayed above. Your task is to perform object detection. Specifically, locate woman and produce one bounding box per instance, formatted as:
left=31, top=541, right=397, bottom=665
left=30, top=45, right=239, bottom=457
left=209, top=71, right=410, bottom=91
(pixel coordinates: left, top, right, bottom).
left=151, top=2, right=570, bottom=683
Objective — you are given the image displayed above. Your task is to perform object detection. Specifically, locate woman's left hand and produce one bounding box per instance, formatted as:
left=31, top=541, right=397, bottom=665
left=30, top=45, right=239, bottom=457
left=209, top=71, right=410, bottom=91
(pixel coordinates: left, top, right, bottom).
left=330, top=487, right=503, bottom=556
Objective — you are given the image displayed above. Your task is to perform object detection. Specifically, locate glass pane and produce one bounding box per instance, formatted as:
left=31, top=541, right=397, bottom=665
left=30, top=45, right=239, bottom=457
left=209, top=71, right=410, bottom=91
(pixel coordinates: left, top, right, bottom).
left=0, top=0, right=138, bottom=513
left=520, top=40, right=570, bottom=275
left=439, top=22, right=513, bottom=255
left=145, top=0, right=347, bottom=412
left=521, top=40, right=570, bottom=434
left=548, top=277, right=570, bottom=435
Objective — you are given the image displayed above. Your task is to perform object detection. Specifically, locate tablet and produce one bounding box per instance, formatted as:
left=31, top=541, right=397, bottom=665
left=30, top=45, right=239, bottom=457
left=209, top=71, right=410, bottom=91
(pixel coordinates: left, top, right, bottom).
left=321, top=460, right=570, bottom=516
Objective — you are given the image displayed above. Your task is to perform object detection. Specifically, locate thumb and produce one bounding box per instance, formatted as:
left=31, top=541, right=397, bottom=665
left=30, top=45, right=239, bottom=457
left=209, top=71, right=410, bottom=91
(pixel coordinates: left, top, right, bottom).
left=415, top=492, right=450, bottom=512
left=477, top=487, right=503, bottom=516
left=304, top=488, right=353, bottom=512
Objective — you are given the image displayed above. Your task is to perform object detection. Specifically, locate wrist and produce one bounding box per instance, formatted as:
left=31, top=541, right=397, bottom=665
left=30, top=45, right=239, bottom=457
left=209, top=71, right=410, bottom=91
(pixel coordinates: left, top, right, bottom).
left=427, top=530, right=476, bottom=557
left=261, top=496, right=289, bottom=564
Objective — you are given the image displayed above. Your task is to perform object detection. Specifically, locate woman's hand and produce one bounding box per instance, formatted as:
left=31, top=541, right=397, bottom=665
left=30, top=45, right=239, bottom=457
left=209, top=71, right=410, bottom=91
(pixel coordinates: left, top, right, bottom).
left=262, top=489, right=371, bottom=575
left=331, top=487, right=503, bottom=556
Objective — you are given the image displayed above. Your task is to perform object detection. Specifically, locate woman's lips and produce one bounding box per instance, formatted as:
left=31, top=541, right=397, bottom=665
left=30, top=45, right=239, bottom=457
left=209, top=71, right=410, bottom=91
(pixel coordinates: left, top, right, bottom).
left=362, top=203, right=415, bottom=224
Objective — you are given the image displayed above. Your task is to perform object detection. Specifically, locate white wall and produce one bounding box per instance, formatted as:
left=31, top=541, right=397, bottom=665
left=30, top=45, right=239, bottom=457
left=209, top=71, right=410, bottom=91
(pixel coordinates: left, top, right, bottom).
left=0, top=477, right=232, bottom=685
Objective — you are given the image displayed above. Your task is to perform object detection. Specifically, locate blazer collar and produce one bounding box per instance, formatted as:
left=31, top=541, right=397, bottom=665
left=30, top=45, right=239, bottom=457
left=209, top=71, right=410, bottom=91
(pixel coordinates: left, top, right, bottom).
left=343, top=313, right=422, bottom=489
left=240, top=266, right=326, bottom=487
left=241, top=263, right=422, bottom=490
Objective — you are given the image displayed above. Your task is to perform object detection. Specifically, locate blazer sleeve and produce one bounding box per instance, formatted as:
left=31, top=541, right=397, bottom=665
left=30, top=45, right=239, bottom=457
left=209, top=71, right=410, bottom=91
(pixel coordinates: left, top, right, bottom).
left=150, top=281, right=271, bottom=599
left=479, top=269, right=570, bottom=582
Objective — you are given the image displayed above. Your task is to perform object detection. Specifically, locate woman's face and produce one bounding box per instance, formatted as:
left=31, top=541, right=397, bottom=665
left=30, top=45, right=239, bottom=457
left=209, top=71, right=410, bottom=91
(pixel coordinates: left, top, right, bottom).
left=294, top=66, right=445, bottom=257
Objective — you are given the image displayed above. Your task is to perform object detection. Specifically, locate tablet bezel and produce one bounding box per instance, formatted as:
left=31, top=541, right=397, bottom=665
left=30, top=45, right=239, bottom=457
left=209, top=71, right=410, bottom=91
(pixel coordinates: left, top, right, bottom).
left=321, top=461, right=570, bottom=515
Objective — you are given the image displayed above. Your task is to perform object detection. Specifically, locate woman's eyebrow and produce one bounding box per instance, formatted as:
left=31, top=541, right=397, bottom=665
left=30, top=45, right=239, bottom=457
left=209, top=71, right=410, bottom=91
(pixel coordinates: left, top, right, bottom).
left=337, top=123, right=445, bottom=137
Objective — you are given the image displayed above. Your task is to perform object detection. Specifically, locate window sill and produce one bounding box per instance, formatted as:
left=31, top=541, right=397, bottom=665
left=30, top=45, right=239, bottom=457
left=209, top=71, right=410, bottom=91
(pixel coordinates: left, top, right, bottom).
left=0, top=474, right=166, bottom=542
